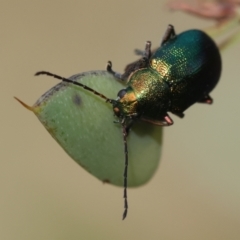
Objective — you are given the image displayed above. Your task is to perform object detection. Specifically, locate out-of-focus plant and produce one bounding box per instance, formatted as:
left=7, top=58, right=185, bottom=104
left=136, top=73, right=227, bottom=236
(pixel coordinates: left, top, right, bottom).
left=168, top=0, right=239, bottom=22
left=168, top=0, right=240, bottom=51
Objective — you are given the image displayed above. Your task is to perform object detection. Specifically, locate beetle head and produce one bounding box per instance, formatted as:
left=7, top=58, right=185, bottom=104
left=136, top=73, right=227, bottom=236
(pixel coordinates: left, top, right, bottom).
left=112, top=87, right=138, bottom=119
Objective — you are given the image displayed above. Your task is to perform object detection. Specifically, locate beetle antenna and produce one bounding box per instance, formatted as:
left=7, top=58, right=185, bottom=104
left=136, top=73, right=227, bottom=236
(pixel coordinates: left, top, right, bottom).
left=35, top=71, right=114, bottom=104
left=122, top=121, right=129, bottom=220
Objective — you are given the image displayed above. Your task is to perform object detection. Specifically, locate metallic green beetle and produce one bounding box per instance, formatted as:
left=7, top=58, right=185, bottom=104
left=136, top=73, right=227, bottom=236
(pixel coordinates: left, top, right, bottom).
left=35, top=25, right=221, bottom=220
left=108, top=24, right=221, bottom=126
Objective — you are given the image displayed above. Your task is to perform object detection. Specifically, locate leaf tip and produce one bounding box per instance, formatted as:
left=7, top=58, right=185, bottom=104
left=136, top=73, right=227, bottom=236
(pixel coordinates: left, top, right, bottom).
left=14, top=96, right=35, bottom=112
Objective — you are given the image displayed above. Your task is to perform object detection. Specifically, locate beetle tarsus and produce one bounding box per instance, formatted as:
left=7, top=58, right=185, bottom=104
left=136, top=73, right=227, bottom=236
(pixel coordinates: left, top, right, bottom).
left=164, top=115, right=174, bottom=126
left=122, top=208, right=128, bottom=220
left=134, top=41, right=152, bottom=58
left=161, top=24, right=176, bottom=46
left=119, top=41, right=152, bottom=80
left=143, top=41, right=152, bottom=59
left=107, top=40, right=152, bottom=82
left=106, top=61, right=126, bottom=81
left=173, top=112, right=185, bottom=118
left=140, top=114, right=174, bottom=126
left=198, top=95, right=213, bottom=104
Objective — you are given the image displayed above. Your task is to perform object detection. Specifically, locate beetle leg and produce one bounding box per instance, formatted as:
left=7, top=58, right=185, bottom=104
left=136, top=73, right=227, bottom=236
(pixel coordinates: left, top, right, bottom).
left=106, top=61, right=127, bottom=81
left=123, top=41, right=152, bottom=78
left=143, top=41, right=152, bottom=59
left=172, top=112, right=185, bottom=118
left=160, top=24, right=176, bottom=46
left=141, top=113, right=174, bottom=126
left=198, top=95, right=213, bottom=104
left=107, top=41, right=152, bottom=82
left=134, top=40, right=152, bottom=58
left=107, top=59, right=147, bottom=81
left=163, top=114, right=174, bottom=125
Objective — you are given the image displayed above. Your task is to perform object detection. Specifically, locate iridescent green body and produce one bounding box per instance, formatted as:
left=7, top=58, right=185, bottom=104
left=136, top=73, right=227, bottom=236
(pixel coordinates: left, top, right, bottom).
left=112, top=28, right=221, bottom=125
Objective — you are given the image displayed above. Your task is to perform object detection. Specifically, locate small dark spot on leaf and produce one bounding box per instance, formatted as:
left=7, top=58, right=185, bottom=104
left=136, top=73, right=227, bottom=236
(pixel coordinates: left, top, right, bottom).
left=72, top=93, right=81, bottom=106
left=103, top=179, right=110, bottom=184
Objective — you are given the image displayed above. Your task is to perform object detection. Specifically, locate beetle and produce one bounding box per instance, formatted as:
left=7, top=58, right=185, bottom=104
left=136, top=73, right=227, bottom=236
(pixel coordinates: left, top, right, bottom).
left=34, top=24, right=221, bottom=219
left=107, top=24, right=221, bottom=126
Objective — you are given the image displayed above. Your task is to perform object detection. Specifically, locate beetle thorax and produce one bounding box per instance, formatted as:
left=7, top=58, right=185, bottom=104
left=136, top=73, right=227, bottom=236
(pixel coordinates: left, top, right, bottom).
left=126, top=68, right=170, bottom=120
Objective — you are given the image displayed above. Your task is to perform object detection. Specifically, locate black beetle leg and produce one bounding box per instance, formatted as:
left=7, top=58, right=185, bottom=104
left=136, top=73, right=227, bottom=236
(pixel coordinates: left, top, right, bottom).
left=107, top=41, right=152, bottom=82
left=121, top=41, right=152, bottom=80
left=106, top=61, right=127, bottom=81
left=134, top=41, right=152, bottom=58
left=198, top=95, right=213, bottom=104
left=160, top=24, right=176, bottom=46
left=143, top=41, right=152, bottom=59
left=134, top=40, right=152, bottom=58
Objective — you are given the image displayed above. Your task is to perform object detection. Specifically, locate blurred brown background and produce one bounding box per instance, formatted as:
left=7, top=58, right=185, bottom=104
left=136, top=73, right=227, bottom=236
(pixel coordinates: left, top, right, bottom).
left=2, top=1, right=240, bottom=239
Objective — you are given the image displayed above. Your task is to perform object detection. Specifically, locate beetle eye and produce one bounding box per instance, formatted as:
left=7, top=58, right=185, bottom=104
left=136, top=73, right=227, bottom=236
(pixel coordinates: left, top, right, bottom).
left=117, top=89, right=127, bottom=99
